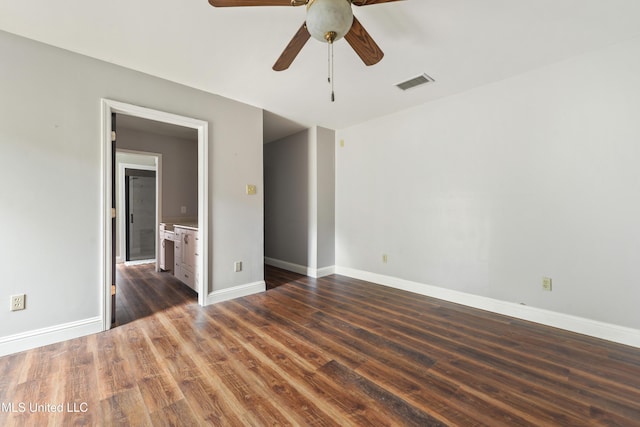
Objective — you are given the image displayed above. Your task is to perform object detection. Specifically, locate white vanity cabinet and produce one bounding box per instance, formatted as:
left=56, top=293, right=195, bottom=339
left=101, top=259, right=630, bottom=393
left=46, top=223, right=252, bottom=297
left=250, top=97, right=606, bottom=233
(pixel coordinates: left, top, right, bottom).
left=173, top=225, right=198, bottom=291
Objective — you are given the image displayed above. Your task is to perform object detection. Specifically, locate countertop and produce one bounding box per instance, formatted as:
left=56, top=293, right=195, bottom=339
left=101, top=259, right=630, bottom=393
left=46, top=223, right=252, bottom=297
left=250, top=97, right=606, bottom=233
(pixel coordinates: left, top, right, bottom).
left=161, top=220, right=199, bottom=232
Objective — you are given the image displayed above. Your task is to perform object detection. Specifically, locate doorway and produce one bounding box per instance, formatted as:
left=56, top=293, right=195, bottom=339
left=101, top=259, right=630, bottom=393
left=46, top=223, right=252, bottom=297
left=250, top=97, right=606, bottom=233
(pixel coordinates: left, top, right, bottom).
left=116, top=154, right=160, bottom=266
left=125, top=168, right=156, bottom=262
left=101, top=99, right=209, bottom=330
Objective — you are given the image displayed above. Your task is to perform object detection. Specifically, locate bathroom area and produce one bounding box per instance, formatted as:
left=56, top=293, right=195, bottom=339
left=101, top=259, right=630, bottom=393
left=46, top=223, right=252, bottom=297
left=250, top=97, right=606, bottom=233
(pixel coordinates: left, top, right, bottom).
left=114, top=114, right=199, bottom=292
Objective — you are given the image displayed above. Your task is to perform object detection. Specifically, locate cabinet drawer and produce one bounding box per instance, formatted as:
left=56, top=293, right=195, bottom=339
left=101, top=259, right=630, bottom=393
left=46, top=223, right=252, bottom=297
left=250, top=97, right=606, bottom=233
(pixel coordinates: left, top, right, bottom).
left=161, top=230, right=175, bottom=241
left=179, top=268, right=196, bottom=290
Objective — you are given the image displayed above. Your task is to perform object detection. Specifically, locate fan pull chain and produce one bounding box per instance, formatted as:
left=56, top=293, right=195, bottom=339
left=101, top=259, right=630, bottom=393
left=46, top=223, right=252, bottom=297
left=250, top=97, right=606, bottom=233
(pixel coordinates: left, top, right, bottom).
left=330, top=41, right=335, bottom=102
left=328, top=41, right=331, bottom=85
left=325, top=31, right=337, bottom=103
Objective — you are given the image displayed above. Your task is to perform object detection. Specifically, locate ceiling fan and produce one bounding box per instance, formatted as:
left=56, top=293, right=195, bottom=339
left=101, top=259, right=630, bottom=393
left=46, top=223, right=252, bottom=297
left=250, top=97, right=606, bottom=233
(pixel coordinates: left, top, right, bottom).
left=208, top=0, right=402, bottom=72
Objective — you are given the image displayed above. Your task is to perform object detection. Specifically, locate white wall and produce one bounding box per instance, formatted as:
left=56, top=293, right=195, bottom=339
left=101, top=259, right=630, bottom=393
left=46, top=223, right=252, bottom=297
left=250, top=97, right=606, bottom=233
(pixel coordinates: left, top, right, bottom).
left=0, top=30, right=263, bottom=353
left=336, top=36, right=640, bottom=331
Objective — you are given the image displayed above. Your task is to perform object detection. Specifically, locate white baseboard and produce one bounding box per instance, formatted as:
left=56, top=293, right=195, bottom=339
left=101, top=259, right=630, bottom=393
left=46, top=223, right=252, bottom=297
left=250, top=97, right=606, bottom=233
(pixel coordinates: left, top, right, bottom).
left=265, top=257, right=335, bottom=278
left=124, top=259, right=156, bottom=266
left=0, top=316, right=103, bottom=357
left=265, top=257, right=307, bottom=275
left=315, top=265, right=336, bottom=278
left=206, top=281, right=266, bottom=305
left=335, top=266, right=640, bottom=349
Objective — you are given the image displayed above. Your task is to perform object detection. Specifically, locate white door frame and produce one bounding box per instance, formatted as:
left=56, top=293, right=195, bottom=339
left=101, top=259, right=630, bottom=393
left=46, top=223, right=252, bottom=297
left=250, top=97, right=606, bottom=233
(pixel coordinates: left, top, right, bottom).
left=117, top=155, right=160, bottom=265
left=101, top=99, right=209, bottom=330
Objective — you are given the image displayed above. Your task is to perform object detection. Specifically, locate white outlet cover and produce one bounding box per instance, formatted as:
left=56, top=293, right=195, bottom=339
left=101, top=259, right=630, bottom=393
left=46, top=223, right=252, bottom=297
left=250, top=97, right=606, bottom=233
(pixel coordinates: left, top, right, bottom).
left=10, top=294, right=25, bottom=311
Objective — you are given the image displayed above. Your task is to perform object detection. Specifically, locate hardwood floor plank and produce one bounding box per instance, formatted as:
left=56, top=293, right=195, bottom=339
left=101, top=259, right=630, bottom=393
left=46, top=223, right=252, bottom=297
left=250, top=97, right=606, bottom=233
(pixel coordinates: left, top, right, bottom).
left=318, top=359, right=445, bottom=427
left=95, top=330, right=136, bottom=401
left=149, top=399, right=201, bottom=427
left=100, top=388, right=153, bottom=426
left=0, top=352, right=26, bottom=403
left=234, top=292, right=370, bottom=370
left=146, top=310, right=286, bottom=426
left=176, top=304, right=346, bottom=426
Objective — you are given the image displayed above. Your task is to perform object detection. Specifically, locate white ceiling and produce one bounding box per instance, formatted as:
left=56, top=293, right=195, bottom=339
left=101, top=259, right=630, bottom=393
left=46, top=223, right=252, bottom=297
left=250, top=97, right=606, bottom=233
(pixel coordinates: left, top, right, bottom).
left=1, top=0, right=640, bottom=135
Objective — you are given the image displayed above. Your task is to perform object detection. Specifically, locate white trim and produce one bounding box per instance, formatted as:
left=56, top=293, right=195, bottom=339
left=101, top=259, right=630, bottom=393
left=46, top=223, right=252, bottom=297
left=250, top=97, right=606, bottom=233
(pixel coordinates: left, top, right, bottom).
left=315, top=265, right=336, bottom=278
left=0, top=317, right=102, bottom=357
left=265, top=257, right=308, bottom=275
left=265, top=257, right=335, bottom=278
left=206, top=281, right=266, bottom=305
left=335, top=266, right=640, bottom=349
left=124, top=259, right=156, bottom=266
left=101, top=99, right=209, bottom=331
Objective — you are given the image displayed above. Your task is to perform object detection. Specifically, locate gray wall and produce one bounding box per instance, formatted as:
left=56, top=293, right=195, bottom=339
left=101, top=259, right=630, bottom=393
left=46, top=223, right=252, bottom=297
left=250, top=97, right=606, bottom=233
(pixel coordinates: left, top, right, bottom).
left=118, top=127, right=198, bottom=220
left=0, top=30, right=263, bottom=346
left=316, top=127, right=335, bottom=269
left=264, top=127, right=335, bottom=273
left=264, top=130, right=309, bottom=267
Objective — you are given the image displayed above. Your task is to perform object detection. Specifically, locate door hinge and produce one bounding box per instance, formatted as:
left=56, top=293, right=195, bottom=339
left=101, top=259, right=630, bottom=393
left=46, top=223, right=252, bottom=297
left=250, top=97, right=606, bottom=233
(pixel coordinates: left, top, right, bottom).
left=111, top=131, right=117, bottom=142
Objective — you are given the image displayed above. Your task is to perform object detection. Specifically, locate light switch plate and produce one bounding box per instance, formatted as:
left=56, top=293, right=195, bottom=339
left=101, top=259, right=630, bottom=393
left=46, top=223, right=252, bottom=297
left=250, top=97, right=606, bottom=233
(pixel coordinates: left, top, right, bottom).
left=246, top=185, right=257, bottom=195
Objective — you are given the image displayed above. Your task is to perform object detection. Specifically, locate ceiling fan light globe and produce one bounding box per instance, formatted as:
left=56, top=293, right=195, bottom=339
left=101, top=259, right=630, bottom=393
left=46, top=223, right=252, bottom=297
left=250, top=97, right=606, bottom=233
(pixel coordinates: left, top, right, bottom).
left=306, top=0, right=353, bottom=43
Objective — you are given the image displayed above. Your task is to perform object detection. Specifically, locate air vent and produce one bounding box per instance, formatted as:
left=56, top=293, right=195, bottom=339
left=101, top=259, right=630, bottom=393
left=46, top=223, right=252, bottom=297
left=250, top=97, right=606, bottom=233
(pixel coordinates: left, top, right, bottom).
left=395, top=73, right=435, bottom=91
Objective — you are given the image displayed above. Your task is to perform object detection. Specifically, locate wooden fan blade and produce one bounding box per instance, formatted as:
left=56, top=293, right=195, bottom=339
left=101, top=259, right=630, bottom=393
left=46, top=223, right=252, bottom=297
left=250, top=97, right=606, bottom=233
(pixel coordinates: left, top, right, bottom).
left=351, top=0, right=404, bottom=5
left=273, top=23, right=311, bottom=71
left=208, top=0, right=293, bottom=7
left=344, top=16, right=384, bottom=66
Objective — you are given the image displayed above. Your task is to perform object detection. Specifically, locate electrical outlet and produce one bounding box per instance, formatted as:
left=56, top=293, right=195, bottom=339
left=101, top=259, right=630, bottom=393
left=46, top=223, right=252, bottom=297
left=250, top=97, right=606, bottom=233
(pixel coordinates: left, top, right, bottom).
left=382, top=254, right=388, bottom=264
left=246, top=185, right=257, bottom=195
left=542, top=277, right=552, bottom=291
left=180, top=206, right=187, bottom=214
left=234, top=261, right=242, bottom=272
left=10, top=294, right=25, bottom=311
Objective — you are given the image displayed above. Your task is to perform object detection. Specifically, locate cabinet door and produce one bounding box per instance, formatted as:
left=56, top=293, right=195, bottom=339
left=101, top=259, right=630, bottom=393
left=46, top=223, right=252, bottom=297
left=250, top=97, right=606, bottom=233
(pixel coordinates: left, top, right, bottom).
left=159, top=238, right=174, bottom=272
left=182, top=230, right=197, bottom=271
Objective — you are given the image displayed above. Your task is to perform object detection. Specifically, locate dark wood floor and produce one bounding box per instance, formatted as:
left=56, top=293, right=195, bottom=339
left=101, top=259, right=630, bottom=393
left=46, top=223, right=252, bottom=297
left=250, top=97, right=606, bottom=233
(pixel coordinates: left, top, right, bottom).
left=1, top=264, right=639, bottom=426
